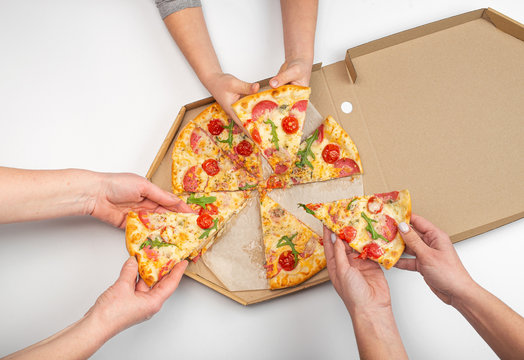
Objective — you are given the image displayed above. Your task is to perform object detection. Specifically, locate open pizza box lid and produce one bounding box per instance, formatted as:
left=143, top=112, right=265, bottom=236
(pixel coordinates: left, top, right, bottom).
left=147, top=8, right=524, bottom=305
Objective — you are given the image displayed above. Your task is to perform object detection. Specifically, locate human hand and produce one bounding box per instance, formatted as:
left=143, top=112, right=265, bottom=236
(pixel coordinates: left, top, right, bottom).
left=87, top=257, right=187, bottom=338
left=395, top=214, right=473, bottom=305
left=269, top=58, right=313, bottom=88
left=205, top=72, right=259, bottom=126
left=323, top=226, right=392, bottom=314
left=89, top=172, right=194, bottom=228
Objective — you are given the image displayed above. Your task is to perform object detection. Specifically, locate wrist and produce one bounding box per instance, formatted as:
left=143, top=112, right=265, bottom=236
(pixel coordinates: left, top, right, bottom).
left=450, top=278, right=481, bottom=310
left=80, top=170, right=104, bottom=217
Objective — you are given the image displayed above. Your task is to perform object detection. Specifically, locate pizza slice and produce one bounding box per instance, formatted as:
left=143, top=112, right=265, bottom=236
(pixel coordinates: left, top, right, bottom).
left=177, top=191, right=250, bottom=260
left=172, top=122, right=258, bottom=194
left=192, top=103, right=262, bottom=180
left=299, top=190, right=411, bottom=269
left=260, top=192, right=326, bottom=289
left=232, top=85, right=311, bottom=175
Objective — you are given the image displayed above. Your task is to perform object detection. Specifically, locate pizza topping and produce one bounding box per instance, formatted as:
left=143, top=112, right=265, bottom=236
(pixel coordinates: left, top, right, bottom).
left=379, top=214, right=398, bottom=242
left=357, top=243, right=384, bottom=260
left=278, top=104, right=289, bottom=113
left=182, top=166, right=199, bottom=192
left=186, top=193, right=217, bottom=209
left=298, top=203, right=320, bottom=215
left=339, top=226, right=357, bottom=243
left=139, top=236, right=176, bottom=250
left=216, top=120, right=234, bottom=148
left=264, top=118, right=280, bottom=150
left=142, top=245, right=159, bottom=261
left=269, top=207, right=286, bottom=219
left=202, top=159, right=220, bottom=176
left=235, top=140, right=253, bottom=156
left=274, top=164, right=289, bottom=174
left=317, top=124, right=324, bottom=143
left=190, top=129, right=202, bottom=154
left=232, top=123, right=243, bottom=134
left=361, top=212, right=389, bottom=242
left=250, top=128, right=262, bottom=145
left=322, top=144, right=341, bottom=164
left=376, top=191, right=400, bottom=203
left=278, top=251, right=297, bottom=272
left=291, top=99, right=308, bottom=112
left=282, top=116, right=299, bottom=134
left=239, top=183, right=257, bottom=190
left=138, top=211, right=152, bottom=228
left=346, top=198, right=358, bottom=211
left=334, top=158, right=360, bottom=176
left=367, top=196, right=383, bottom=214
left=252, top=100, right=278, bottom=121
left=199, top=203, right=218, bottom=216
left=276, top=233, right=299, bottom=270
left=207, top=119, right=225, bottom=135
left=158, top=259, right=175, bottom=282
left=266, top=175, right=285, bottom=189
left=199, top=218, right=218, bottom=239
left=197, top=213, right=214, bottom=229
left=295, top=128, right=318, bottom=169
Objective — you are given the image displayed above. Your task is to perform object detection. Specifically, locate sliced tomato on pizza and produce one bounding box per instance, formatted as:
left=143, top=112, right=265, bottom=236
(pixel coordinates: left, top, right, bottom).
left=299, top=190, right=411, bottom=269
left=232, top=85, right=311, bottom=175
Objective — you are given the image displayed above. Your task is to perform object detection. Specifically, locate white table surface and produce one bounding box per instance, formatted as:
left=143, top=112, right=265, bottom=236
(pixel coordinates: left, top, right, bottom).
left=1, top=1, right=523, bottom=359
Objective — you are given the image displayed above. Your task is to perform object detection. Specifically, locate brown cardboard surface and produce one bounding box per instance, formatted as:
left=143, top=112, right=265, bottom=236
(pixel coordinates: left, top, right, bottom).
left=146, top=9, right=524, bottom=304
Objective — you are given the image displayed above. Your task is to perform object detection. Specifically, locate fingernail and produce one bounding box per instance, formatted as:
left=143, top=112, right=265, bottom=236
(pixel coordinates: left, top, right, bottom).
left=399, top=222, right=410, bottom=233
left=331, top=233, right=337, bottom=244
left=270, top=79, right=278, bottom=87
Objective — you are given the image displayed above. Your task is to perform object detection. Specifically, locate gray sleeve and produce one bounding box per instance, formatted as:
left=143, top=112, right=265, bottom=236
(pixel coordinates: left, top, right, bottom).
left=155, top=0, right=202, bottom=19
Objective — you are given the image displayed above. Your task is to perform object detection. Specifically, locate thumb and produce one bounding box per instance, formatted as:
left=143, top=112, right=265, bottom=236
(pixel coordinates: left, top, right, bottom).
left=118, top=256, right=139, bottom=286
left=270, top=66, right=299, bottom=88
left=232, top=78, right=259, bottom=95
left=398, top=222, right=429, bottom=257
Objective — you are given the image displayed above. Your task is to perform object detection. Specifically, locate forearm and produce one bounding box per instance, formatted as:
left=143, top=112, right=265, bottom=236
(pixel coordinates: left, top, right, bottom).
left=163, top=7, right=222, bottom=88
left=0, top=167, right=99, bottom=223
left=349, top=307, right=408, bottom=360
left=3, top=312, right=114, bottom=360
left=452, top=281, right=524, bottom=359
left=280, top=0, right=317, bottom=63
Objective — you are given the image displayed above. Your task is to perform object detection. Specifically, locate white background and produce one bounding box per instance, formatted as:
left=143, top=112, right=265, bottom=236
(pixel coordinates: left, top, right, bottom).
left=1, top=0, right=523, bottom=359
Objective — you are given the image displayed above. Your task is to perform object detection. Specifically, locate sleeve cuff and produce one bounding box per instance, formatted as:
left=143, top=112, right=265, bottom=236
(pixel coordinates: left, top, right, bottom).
left=155, top=0, right=202, bottom=19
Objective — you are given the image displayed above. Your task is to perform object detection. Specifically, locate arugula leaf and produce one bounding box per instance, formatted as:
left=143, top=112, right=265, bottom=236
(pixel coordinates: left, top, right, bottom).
left=295, top=128, right=318, bottom=169
left=139, top=237, right=176, bottom=250
left=298, top=203, right=315, bottom=215
left=264, top=118, right=279, bottom=150
left=239, top=183, right=257, bottom=191
left=216, top=120, right=234, bottom=148
left=186, top=193, right=216, bottom=209
left=276, top=233, right=299, bottom=266
left=346, top=198, right=358, bottom=211
left=361, top=212, right=389, bottom=242
left=199, top=218, right=218, bottom=239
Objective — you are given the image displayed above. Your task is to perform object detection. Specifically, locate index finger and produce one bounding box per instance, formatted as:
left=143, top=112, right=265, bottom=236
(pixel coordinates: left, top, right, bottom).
left=141, top=181, right=193, bottom=214
left=322, top=226, right=337, bottom=280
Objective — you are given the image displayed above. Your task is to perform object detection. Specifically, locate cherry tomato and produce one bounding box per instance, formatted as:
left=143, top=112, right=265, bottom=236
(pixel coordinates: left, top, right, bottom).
left=197, top=213, right=214, bottom=229
left=251, top=128, right=262, bottom=145
left=357, top=243, right=384, bottom=260
left=322, top=144, right=341, bottom=164
left=367, top=196, right=383, bottom=214
left=291, top=100, right=308, bottom=112
left=339, top=226, right=357, bottom=243
left=207, top=119, right=225, bottom=135
left=235, top=140, right=253, bottom=156
left=199, top=203, right=218, bottom=216
left=278, top=250, right=297, bottom=271
left=202, top=159, right=220, bottom=176
left=252, top=100, right=278, bottom=121
left=306, top=203, right=322, bottom=211
left=266, top=175, right=284, bottom=189
left=282, top=116, right=299, bottom=134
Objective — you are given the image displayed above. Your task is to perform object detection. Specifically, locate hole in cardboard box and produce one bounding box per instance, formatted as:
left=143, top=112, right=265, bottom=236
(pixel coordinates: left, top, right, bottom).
left=341, top=101, right=353, bottom=114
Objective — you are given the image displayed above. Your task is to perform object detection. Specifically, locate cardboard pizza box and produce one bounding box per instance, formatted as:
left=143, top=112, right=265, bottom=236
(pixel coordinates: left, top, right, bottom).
left=147, top=8, right=524, bottom=305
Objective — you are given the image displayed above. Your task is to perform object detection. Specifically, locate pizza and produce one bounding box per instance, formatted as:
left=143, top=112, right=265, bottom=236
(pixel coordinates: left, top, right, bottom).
left=266, top=116, right=362, bottom=188
left=192, top=103, right=262, bottom=180
left=232, top=85, right=311, bottom=175
left=260, top=192, right=326, bottom=289
left=172, top=122, right=258, bottom=194
left=299, top=190, right=411, bottom=269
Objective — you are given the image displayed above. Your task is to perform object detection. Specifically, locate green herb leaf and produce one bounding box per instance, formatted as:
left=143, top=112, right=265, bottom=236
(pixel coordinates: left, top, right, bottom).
left=139, top=237, right=176, bottom=250
left=346, top=198, right=358, bottom=211
left=295, top=128, right=318, bottom=169
left=276, top=233, right=300, bottom=266
left=264, top=118, right=279, bottom=150
left=216, top=120, right=234, bottom=148
left=186, top=193, right=217, bottom=209
left=298, top=203, right=315, bottom=215
left=199, top=218, right=218, bottom=239
left=239, top=183, right=257, bottom=191
left=361, top=212, right=389, bottom=242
